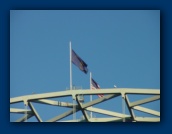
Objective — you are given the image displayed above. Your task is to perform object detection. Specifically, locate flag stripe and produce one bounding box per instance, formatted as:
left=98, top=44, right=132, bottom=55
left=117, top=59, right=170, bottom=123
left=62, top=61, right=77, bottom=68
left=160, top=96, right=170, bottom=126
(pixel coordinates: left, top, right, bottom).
left=91, top=78, right=104, bottom=98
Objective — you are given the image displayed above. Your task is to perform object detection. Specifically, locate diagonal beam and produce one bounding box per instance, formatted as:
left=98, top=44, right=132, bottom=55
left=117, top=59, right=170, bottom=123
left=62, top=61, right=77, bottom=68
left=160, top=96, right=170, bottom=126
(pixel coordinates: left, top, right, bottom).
left=86, top=107, right=130, bottom=118
left=82, top=94, right=120, bottom=108
left=130, top=95, right=160, bottom=107
left=47, top=94, right=119, bottom=122
left=10, top=108, right=32, bottom=114
left=132, top=106, right=160, bottom=116
left=76, top=95, right=90, bottom=122
left=28, top=102, right=43, bottom=122
left=15, top=114, right=33, bottom=122
left=32, top=99, right=77, bottom=108
left=124, top=95, right=135, bottom=120
left=46, top=108, right=80, bottom=122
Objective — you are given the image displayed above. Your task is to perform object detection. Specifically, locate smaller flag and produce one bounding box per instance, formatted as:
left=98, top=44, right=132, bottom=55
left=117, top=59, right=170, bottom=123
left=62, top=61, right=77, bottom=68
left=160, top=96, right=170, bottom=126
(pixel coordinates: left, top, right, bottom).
left=72, top=49, right=88, bottom=74
left=91, top=78, right=104, bottom=98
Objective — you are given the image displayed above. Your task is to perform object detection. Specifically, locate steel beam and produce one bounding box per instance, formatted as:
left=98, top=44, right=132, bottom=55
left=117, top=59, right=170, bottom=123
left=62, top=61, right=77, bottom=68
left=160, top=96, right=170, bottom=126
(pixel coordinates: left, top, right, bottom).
left=82, top=94, right=120, bottom=108
left=129, top=95, right=160, bottom=107
left=10, top=108, right=32, bottom=114
left=89, top=117, right=121, bottom=122
left=132, top=106, right=160, bottom=116
left=78, top=117, right=132, bottom=122
left=10, top=88, right=160, bottom=122
left=46, top=108, right=79, bottom=122
left=32, top=99, right=76, bottom=108
left=10, top=88, right=160, bottom=104
left=28, top=102, right=43, bottom=122
left=76, top=95, right=90, bottom=122
left=86, top=107, right=130, bottom=118
left=124, top=95, right=135, bottom=120
left=15, top=114, right=33, bottom=122
left=135, top=117, right=160, bottom=122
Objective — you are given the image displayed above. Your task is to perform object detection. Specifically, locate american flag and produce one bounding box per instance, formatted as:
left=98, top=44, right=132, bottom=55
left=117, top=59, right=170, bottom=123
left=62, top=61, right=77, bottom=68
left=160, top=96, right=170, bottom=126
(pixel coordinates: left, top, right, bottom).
left=91, top=78, right=104, bottom=98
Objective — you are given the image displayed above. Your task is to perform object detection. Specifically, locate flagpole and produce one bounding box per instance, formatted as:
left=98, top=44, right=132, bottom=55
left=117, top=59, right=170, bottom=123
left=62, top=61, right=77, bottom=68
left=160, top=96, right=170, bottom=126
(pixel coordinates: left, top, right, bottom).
left=70, top=41, right=75, bottom=121
left=122, top=94, right=125, bottom=122
left=70, top=41, right=72, bottom=90
left=90, top=72, right=92, bottom=118
left=25, top=104, right=27, bottom=122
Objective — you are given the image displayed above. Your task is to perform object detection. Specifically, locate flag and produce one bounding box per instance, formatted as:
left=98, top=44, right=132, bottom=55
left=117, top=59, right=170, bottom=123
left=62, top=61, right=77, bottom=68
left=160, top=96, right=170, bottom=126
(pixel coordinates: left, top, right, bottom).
left=72, top=49, right=88, bottom=74
left=91, top=78, right=104, bottom=98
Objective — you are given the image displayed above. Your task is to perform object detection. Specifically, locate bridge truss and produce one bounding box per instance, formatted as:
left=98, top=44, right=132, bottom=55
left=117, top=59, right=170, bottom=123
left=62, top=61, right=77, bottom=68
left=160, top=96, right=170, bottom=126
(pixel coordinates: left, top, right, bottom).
left=10, top=88, right=160, bottom=122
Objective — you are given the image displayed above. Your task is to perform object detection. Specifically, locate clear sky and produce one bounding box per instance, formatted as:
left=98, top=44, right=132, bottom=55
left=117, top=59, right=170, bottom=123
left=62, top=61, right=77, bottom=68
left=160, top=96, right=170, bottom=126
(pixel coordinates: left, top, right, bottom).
left=10, top=10, right=160, bottom=122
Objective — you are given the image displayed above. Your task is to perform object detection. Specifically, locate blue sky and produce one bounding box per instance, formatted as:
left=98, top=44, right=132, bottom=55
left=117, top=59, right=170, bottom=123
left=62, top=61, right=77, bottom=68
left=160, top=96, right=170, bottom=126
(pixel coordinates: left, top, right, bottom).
left=10, top=10, right=160, bottom=122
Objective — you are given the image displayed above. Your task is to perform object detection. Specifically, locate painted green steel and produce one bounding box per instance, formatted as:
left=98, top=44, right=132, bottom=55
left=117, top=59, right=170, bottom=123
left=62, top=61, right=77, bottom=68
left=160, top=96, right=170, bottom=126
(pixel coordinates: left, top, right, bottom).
left=28, top=102, right=43, bottom=122
left=86, top=107, right=130, bottom=118
left=129, top=95, right=160, bottom=107
left=32, top=99, right=75, bottom=108
left=132, top=106, right=160, bottom=116
left=10, top=88, right=159, bottom=104
left=10, top=108, right=32, bottom=114
left=10, top=88, right=160, bottom=122
left=15, top=114, right=33, bottom=122
left=124, top=95, right=135, bottom=120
